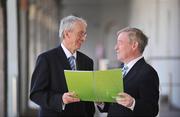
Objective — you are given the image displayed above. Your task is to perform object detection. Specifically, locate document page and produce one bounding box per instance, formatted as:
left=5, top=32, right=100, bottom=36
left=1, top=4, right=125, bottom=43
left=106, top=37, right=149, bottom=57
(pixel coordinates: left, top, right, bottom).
left=64, top=69, right=123, bottom=102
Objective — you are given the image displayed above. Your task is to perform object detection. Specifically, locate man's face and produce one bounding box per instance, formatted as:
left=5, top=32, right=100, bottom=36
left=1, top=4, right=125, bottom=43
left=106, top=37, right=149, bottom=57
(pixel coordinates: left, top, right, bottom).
left=115, top=32, right=133, bottom=63
left=67, top=21, right=87, bottom=51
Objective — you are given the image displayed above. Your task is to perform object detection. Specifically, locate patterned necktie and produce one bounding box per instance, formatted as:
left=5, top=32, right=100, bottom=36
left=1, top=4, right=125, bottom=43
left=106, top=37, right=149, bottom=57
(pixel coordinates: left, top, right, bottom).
left=122, top=65, right=128, bottom=77
left=68, top=56, right=76, bottom=70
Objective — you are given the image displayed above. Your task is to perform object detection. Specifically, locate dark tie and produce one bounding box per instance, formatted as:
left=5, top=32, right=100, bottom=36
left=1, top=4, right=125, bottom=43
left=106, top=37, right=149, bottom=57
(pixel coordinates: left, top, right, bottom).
left=122, top=65, right=128, bottom=77
left=68, top=56, right=76, bottom=70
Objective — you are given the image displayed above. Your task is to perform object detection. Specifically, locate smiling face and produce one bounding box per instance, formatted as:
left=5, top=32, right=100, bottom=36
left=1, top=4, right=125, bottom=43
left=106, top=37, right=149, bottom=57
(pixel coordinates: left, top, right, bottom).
left=63, top=21, right=87, bottom=53
left=114, top=32, right=139, bottom=63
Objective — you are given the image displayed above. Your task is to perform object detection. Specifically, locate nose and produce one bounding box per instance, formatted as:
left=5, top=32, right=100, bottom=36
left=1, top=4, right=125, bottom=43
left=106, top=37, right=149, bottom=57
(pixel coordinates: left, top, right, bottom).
left=81, top=36, right=86, bottom=41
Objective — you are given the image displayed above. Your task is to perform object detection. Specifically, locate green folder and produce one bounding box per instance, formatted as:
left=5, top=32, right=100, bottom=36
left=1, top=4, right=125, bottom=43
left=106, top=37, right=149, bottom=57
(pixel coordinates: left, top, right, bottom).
left=64, top=69, right=123, bottom=102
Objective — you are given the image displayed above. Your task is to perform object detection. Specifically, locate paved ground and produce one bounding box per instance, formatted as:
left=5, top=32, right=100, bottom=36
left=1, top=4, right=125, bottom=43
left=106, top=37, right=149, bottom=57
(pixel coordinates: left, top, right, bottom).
left=159, top=100, right=180, bottom=117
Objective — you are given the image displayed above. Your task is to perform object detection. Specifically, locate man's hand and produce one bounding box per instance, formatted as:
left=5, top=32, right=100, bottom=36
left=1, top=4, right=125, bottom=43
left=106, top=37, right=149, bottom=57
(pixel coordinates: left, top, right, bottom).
left=116, top=92, right=134, bottom=108
left=62, top=92, right=80, bottom=104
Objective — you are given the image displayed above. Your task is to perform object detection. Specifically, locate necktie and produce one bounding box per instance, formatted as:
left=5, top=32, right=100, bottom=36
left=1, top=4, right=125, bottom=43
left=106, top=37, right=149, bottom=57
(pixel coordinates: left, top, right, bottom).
left=122, top=65, right=128, bottom=77
left=68, top=56, right=76, bottom=70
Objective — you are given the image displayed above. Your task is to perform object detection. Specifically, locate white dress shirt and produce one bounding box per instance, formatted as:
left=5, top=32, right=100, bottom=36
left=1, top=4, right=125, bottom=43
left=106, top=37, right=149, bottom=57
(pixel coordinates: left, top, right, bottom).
left=61, top=43, right=77, bottom=69
left=123, top=55, right=143, bottom=111
left=61, top=43, right=77, bottom=110
left=125, top=56, right=143, bottom=75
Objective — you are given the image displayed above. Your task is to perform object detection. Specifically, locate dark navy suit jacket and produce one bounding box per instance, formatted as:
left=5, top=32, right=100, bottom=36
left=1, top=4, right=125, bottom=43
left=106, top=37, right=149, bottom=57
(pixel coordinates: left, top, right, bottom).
left=99, top=58, right=159, bottom=117
left=30, top=45, right=95, bottom=117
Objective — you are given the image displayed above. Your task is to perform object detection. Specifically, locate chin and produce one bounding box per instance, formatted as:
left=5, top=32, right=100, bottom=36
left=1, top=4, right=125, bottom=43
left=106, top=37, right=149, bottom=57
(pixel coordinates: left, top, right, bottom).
left=117, top=56, right=122, bottom=61
left=77, top=46, right=81, bottom=49
left=116, top=56, right=120, bottom=60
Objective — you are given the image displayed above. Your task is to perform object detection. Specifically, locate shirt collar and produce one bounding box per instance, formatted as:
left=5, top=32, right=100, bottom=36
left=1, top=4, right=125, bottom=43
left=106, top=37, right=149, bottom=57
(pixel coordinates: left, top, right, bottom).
left=125, top=56, right=143, bottom=73
left=61, top=43, right=77, bottom=59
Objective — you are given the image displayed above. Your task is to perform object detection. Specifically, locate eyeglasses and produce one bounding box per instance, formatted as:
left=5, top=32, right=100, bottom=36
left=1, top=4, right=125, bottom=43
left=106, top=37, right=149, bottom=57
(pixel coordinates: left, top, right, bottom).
left=78, top=31, right=87, bottom=38
left=69, top=30, right=87, bottom=38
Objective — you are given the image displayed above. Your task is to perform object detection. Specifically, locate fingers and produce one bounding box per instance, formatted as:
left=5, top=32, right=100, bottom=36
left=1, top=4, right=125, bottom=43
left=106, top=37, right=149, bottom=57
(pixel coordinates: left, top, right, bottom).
left=117, top=92, right=128, bottom=97
left=95, top=101, right=103, bottom=105
left=62, top=92, right=80, bottom=104
left=116, top=92, right=134, bottom=108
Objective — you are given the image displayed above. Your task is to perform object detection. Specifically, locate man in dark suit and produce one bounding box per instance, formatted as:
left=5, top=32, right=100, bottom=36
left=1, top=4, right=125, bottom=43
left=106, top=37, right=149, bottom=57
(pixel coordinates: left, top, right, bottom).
left=30, top=15, right=95, bottom=117
left=98, top=27, right=159, bottom=117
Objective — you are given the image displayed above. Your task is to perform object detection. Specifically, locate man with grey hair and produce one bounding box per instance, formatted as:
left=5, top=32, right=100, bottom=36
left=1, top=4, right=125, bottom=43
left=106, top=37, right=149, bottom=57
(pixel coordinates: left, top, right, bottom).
left=98, top=27, right=159, bottom=117
left=30, top=15, right=95, bottom=117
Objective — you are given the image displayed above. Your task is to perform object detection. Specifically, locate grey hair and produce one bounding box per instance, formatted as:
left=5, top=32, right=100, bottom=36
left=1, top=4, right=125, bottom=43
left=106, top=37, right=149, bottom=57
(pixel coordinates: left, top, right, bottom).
left=59, top=15, right=87, bottom=39
left=117, top=27, right=148, bottom=53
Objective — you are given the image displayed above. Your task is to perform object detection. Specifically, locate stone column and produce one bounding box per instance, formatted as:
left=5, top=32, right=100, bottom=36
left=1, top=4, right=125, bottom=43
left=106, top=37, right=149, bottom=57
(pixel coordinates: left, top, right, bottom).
left=0, top=5, right=5, bottom=117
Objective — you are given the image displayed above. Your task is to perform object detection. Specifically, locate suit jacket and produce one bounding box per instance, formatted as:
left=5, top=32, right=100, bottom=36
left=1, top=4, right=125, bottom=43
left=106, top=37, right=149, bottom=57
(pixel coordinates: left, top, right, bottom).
left=100, top=58, right=159, bottom=117
left=30, top=45, right=95, bottom=117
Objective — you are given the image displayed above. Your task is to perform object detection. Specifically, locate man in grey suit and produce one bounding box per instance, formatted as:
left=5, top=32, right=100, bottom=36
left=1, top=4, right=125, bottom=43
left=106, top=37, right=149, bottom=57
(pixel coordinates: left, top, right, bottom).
left=30, top=15, right=95, bottom=117
left=98, top=27, right=159, bottom=117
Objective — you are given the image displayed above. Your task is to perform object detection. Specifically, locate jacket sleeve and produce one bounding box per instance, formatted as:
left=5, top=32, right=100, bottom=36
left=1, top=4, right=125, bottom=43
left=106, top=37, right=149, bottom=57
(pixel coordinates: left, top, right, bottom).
left=29, top=54, right=63, bottom=112
left=133, top=69, right=159, bottom=116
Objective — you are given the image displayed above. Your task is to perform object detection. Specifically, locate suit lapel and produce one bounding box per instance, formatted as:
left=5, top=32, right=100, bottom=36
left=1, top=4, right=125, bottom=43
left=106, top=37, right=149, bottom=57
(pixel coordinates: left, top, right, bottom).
left=76, top=51, right=83, bottom=70
left=123, top=58, right=145, bottom=83
left=56, top=45, right=72, bottom=70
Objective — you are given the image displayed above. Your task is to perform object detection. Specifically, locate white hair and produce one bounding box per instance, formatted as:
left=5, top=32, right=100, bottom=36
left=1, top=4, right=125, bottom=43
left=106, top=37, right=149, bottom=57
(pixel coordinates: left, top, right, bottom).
left=59, top=15, right=87, bottom=39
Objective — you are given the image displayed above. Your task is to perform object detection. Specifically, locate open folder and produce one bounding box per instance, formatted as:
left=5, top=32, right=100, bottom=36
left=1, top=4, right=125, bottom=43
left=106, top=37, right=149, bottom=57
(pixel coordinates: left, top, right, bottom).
left=64, top=69, right=123, bottom=102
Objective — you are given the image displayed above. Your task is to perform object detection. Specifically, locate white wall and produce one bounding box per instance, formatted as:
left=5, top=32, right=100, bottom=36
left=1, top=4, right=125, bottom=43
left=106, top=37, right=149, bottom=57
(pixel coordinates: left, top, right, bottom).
left=0, top=6, right=5, bottom=117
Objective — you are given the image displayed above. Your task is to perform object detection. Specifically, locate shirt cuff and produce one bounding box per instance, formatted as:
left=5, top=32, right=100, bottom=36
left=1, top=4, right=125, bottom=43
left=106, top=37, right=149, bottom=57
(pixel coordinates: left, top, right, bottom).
left=128, top=98, right=135, bottom=111
left=62, top=102, right=66, bottom=110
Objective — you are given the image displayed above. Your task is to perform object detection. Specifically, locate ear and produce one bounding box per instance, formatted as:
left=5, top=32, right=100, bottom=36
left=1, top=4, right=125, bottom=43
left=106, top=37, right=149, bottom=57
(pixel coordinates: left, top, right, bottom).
left=132, top=41, right=138, bottom=50
left=64, top=30, right=70, bottom=39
